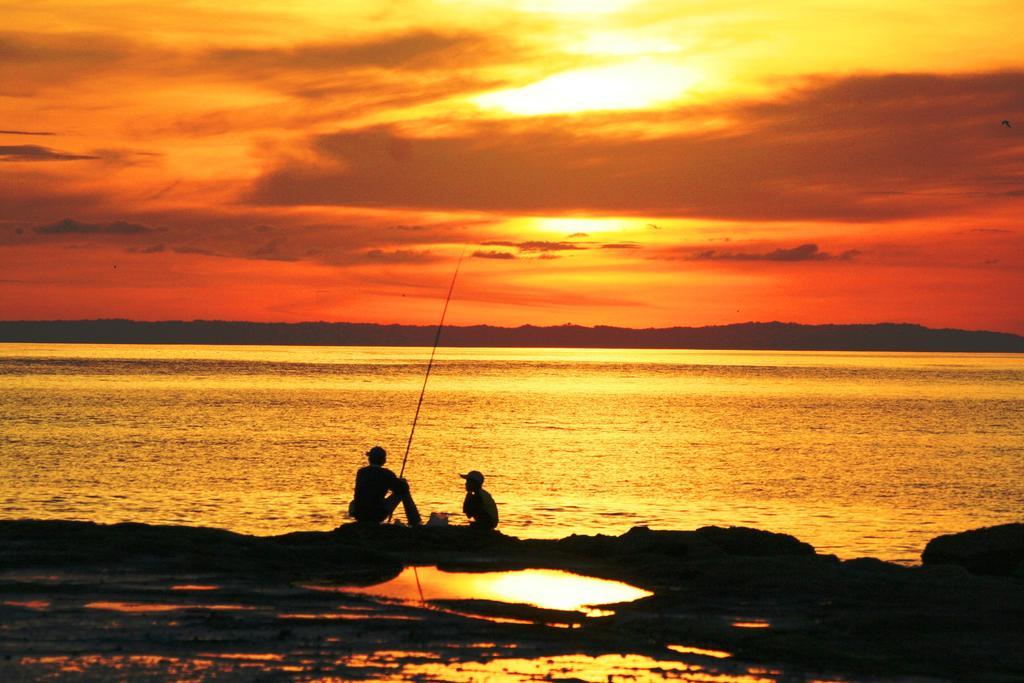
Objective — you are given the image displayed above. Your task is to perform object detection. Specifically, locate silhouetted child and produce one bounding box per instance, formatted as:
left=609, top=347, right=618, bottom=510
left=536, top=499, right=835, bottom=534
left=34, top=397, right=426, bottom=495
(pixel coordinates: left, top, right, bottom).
left=460, top=470, right=498, bottom=530
left=349, top=446, right=421, bottom=526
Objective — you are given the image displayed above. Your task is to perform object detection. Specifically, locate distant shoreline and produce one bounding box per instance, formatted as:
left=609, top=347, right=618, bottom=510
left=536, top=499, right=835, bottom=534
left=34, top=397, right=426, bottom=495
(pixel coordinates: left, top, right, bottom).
left=2, top=319, right=1022, bottom=352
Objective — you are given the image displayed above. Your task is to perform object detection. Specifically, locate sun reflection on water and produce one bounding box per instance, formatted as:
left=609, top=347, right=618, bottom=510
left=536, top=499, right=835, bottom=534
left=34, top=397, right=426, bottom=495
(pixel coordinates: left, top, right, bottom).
left=323, top=566, right=652, bottom=614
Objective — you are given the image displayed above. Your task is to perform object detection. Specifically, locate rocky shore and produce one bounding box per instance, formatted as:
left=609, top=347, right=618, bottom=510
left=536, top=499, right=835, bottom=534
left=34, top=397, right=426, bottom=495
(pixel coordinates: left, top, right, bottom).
left=1, top=519, right=1021, bottom=681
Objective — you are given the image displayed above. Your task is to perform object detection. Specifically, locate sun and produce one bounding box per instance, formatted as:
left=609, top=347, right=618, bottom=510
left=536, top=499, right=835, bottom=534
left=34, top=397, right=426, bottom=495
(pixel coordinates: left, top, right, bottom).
left=521, top=217, right=631, bottom=236
left=473, top=61, right=700, bottom=116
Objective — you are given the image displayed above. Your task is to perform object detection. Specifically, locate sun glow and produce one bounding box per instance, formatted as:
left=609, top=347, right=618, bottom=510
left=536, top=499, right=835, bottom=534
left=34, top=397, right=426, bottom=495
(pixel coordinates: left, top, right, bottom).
left=526, top=217, right=633, bottom=235
left=570, top=32, right=682, bottom=56
left=505, top=0, right=638, bottom=15
left=473, top=61, right=700, bottom=115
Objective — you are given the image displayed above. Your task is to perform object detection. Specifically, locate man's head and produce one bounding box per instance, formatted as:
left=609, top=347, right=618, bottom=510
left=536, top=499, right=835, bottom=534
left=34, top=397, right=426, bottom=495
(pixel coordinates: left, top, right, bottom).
left=460, top=470, right=484, bottom=491
left=367, top=446, right=387, bottom=466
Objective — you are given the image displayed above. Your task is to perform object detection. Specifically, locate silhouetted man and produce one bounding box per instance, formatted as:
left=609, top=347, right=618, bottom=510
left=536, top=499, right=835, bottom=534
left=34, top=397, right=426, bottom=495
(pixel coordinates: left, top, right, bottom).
left=349, top=446, right=421, bottom=525
left=461, top=470, right=498, bottom=530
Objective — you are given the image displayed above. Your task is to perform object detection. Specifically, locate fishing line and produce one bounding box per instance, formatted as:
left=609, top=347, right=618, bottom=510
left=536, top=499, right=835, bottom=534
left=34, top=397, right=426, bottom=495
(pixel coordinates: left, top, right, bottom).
left=398, top=249, right=465, bottom=480
left=387, top=249, right=465, bottom=524
left=413, top=565, right=426, bottom=604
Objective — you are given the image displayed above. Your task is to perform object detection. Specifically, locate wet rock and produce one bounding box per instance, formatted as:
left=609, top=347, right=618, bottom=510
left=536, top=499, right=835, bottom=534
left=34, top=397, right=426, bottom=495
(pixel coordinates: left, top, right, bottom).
left=556, top=527, right=717, bottom=560
left=551, top=525, right=814, bottom=562
left=431, top=598, right=583, bottom=627
left=694, top=526, right=816, bottom=557
left=3, top=518, right=1024, bottom=681
left=0, top=519, right=402, bottom=583
left=840, top=557, right=907, bottom=575
left=921, top=523, right=1024, bottom=577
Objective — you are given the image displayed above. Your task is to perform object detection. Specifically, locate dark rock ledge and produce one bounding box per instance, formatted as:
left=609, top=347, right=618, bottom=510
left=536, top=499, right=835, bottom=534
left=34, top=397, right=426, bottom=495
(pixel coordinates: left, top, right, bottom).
left=1, top=519, right=1021, bottom=682
left=922, top=523, right=1024, bottom=577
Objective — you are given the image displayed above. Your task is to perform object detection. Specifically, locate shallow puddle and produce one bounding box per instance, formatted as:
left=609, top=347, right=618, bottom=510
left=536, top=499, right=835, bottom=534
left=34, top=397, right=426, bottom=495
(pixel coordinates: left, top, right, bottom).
left=323, top=566, right=651, bottom=616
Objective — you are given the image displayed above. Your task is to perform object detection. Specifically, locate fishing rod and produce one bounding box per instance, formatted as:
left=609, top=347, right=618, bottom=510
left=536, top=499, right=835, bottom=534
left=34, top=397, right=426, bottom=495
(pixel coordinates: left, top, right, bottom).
left=387, top=249, right=465, bottom=524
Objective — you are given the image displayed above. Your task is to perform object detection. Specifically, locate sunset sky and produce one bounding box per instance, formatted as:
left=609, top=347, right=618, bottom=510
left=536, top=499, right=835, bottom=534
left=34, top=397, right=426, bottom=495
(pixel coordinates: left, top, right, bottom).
left=1, top=0, right=1022, bottom=332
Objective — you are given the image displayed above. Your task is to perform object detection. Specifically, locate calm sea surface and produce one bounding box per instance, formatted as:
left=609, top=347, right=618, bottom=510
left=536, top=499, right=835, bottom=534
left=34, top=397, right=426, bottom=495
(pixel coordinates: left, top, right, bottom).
left=1, top=343, right=1021, bottom=563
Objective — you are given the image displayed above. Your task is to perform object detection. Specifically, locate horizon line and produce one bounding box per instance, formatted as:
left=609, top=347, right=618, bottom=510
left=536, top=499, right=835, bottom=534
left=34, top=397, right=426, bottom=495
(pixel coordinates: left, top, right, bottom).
left=1, top=318, right=1022, bottom=337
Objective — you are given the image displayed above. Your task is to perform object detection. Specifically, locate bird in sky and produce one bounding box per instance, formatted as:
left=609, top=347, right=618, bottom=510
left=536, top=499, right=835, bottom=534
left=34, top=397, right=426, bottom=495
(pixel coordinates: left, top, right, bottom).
left=1002, top=120, right=1012, bottom=128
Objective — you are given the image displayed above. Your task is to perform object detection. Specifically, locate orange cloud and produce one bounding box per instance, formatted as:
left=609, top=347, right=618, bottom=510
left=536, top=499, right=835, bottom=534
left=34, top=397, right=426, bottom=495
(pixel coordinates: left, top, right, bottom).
left=250, top=72, right=1024, bottom=221
left=685, top=244, right=860, bottom=262
left=0, top=145, right=98, bottom=161
left=2, top=2, right=1024, bottom=333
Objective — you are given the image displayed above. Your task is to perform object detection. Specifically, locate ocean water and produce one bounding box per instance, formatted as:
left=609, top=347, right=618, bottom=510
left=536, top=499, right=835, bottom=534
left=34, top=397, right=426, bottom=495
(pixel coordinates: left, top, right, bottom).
left=1, top=343, right=1020, bottom=563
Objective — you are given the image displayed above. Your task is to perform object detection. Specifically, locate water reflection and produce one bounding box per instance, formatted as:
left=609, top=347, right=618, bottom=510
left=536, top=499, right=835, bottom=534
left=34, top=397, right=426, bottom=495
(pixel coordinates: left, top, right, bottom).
left=2, top=600, right=50, bottom=610
left=369, top=652, right=777, bottom=682
left=278, top=612, right=423, bottom=621
left=198, top=653, right=283, bottom=661
left=732, top=619, right=771, bottom=629
left=17, top=652, right=789, bottom=682
left=669, top=644, right=733, bottom=659
left=85, top=601, right=255, bottom=612
left=322, top=566, right=652, bottom=615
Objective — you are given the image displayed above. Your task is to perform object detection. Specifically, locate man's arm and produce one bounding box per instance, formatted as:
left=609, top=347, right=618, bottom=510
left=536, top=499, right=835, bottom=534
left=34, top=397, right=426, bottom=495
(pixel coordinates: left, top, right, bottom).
left=349, top=468, right=365, bottom=518
left=463, top=492, right=479, bottom=519
left=352, top=468, right=366, bottom=501
left=382, top=468, right=402, bottom=494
